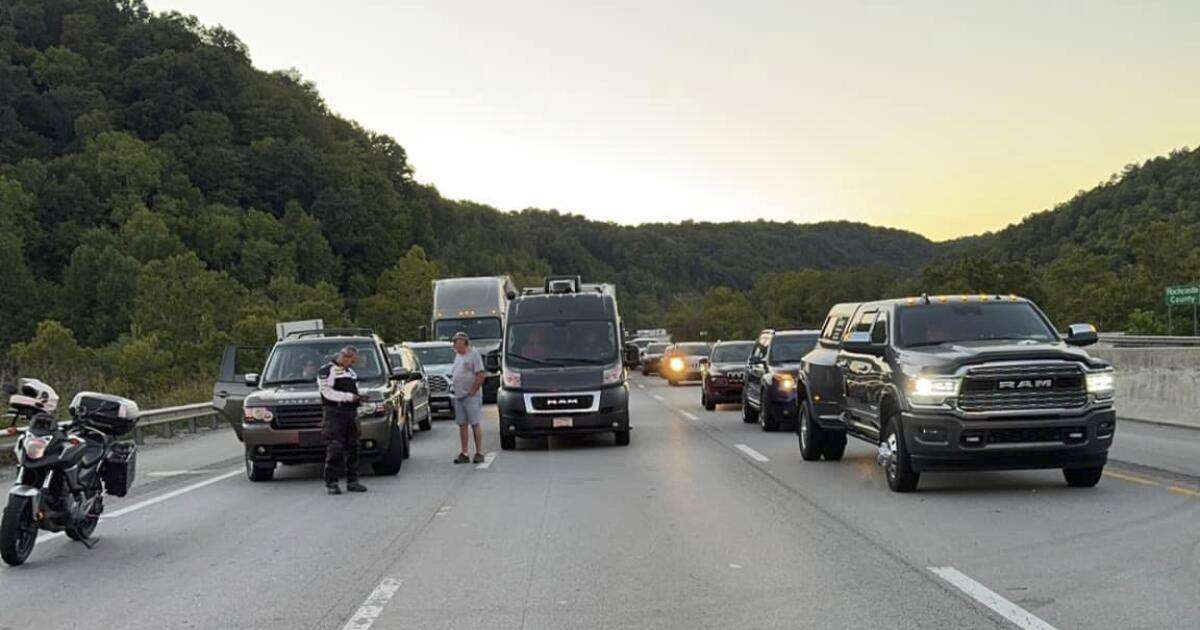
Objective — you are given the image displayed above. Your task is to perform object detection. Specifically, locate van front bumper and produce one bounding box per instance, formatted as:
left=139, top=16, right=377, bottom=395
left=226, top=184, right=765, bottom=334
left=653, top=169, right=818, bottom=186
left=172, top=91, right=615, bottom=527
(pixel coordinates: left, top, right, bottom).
left=498, top=385, right=630, bottom=437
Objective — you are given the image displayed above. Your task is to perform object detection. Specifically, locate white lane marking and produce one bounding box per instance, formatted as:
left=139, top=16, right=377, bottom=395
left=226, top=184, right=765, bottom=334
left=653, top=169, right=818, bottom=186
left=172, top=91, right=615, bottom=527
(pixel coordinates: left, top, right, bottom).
left=734, top=444, right=770, bottom=463
left=146, top=470, right=207, bottom=477
left=680, top=411, right=699, bottom=421
left=475, top=452, right=497, bottom=470
left=104, top=469, right=242, bottom=519
left=729, top=563, right=743, bottom=569
left=35, top=469, right=241, bottom=543
left=435, top=505, right=453, bottom=517
left=929, top=567, right=1057, bottom=630
left=653, top=394, right=664, bottom=402
left=342, top=577, right=403, bottom=630
left=636, top=383, right=645, bottom=389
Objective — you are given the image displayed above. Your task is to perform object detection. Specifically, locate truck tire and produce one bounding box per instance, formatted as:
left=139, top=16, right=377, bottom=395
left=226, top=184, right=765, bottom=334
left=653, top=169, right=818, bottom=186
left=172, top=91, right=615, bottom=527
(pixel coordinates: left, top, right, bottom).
left=742, top=391, right=758, bottom=423
left=821, top=432, right=847, bottom=461
left=614, top=430, right=630, bottom=446
left=373, top=423, right=404, bottom=476
left=500, top=434, right=516, bottom=451
left=798, top=401, right=824, bottom=461
left=1, top=496, right=36, bottom=566
left=881, top=420, right=919, bottom=492
left=1063, top=466, right=1103, bottom=487
left=245, top=451, right=275, bottom=482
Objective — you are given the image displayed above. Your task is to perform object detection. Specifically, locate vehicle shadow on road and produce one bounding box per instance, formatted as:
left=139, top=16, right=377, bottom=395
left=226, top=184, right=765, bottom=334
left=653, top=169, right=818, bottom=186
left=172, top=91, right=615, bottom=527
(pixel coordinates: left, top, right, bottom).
left=508, top=433, right=627, bottom=452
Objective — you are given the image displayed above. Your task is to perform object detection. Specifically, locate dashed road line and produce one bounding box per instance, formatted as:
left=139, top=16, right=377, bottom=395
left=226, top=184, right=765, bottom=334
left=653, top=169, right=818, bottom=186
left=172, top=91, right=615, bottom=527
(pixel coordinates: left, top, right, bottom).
left=435, top=505, right=453, bottom=517
left=475, top=452, right=497, bottom=470
left=734, top=444, right=770, bottom=463
left=680, top=411, right=699, bottom=421
left=1105, top=470, right=1158, bottom=486
left=1105, top=469, right=1200, bottom=497
left=652, top=394, right=664, bottom=402
left=341, top=577, right=403, bottom=630
left=930, top=566, right=1057, bottom=630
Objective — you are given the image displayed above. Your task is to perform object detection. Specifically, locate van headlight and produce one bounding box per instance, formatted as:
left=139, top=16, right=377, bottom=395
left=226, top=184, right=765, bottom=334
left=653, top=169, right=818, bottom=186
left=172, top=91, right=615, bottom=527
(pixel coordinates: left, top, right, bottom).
left=1086, top=371, right=1114, bottom=399
left=603, top=363, right=624, bottom=386
left=503, top=370, right=521, bottom=388
left=909, top=377, right=959, bottom=405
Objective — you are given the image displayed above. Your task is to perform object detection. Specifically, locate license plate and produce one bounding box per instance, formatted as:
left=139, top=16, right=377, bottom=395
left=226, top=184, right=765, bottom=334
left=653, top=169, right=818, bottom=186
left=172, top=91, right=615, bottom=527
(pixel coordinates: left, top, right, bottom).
left=298, top=430, right=324, bottom=447
left=553, top=417, right=573, bottom=428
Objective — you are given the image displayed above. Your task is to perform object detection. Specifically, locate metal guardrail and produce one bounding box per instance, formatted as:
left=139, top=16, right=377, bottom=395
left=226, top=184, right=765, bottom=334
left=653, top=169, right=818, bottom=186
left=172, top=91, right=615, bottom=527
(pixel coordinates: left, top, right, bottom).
left=0, top=402, right=217, bottom=450
left=1097, top=334, right=1200, bottom=348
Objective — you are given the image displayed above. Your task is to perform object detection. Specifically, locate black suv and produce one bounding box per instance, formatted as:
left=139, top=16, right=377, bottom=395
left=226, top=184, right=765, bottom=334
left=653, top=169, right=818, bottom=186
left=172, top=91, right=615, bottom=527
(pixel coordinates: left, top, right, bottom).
left=741, top=330, right=819, bottom=431
left=798, top=296, right=1116, bottom=492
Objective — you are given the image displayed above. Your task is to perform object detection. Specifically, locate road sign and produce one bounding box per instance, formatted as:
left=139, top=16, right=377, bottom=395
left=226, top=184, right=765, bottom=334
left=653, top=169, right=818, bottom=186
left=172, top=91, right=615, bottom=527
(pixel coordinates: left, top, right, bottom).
left=1165, top=285, right=1200, bottom=306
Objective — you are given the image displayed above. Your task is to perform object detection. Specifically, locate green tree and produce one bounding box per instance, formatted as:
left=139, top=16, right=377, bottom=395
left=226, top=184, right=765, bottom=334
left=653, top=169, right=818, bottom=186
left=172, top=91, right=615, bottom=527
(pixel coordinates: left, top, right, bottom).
left=355, top=245, right=440, bottom=341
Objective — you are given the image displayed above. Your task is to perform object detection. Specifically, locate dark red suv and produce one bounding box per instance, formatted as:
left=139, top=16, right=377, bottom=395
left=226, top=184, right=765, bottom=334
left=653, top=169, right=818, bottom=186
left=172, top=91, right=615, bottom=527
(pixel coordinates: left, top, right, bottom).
left=700, top=340, right=755, bottom=410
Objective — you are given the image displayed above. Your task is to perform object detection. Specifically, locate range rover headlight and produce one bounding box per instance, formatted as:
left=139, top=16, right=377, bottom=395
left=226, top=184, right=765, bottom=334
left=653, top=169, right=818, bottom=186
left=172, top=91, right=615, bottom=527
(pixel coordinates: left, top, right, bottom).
left=909, top=377, right=959, bottom=405
left=1086, top=371, right=1115, bottom=399
left=243, top=406, right=274, bottom=423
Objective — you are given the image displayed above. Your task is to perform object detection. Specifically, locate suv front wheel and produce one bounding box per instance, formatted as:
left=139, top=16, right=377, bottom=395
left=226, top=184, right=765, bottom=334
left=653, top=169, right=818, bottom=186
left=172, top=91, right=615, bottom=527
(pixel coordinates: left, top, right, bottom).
left=798, top=402, right=824, bottom=461
left=245, top=451, right=275, bottom=482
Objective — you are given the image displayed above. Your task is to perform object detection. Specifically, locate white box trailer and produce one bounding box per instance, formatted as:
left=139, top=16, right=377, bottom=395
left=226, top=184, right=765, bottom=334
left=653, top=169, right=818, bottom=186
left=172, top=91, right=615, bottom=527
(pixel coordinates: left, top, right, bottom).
left=276, top=319, right=324, bottom=341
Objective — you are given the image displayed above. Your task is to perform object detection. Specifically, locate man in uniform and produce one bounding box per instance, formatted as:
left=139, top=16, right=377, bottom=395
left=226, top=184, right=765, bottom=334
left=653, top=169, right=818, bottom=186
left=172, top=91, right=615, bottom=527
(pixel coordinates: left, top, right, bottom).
left=318, top=346, right=367, bottom=495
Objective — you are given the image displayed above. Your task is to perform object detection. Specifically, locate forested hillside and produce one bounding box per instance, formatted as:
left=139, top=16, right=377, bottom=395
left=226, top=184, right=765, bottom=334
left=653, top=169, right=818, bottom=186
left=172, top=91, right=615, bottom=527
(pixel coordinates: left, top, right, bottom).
left=1, top=1, right=1197, bottom=406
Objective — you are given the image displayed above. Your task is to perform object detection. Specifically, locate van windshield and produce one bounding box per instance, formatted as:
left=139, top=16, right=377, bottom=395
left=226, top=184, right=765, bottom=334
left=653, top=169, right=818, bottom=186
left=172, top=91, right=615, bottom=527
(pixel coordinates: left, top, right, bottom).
left=673, top=343, right=711, bottom=357
left=434, top=317, right=502, bottom=341
left=896, top=302, right=1057, bottom=348
left=262, top=341, right=384, bottom=385
left=506, top=320, right=618, bottom=368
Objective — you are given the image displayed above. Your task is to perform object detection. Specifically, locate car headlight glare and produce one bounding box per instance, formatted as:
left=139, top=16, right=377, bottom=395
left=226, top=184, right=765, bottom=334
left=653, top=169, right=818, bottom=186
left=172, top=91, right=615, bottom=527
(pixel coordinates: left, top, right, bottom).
left=669, top=357, right=685, bottom=372
left=776, top=374, right=796, bottom=391
left=910, top=377, right=959, bottom=405
left=1086, top=371, right=1114, bottom=398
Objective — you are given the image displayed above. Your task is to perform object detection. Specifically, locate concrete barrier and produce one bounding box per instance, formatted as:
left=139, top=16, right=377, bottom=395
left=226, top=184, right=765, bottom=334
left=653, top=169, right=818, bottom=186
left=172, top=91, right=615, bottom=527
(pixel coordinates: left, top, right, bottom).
left=1090, top=347, right=1200, bottom=430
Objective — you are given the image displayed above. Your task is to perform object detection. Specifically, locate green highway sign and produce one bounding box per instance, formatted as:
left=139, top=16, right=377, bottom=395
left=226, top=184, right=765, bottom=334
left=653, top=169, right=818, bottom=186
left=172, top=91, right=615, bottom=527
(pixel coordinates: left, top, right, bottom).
left=1165, top=284, right=1200, bottom=306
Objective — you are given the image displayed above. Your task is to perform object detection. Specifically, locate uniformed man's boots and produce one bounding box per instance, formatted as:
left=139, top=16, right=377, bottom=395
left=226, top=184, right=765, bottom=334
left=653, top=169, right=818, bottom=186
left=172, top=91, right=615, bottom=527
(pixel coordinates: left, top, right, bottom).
left=346, top=481, right=367, bottom=493
left=326, top=483, right=342, bottom=495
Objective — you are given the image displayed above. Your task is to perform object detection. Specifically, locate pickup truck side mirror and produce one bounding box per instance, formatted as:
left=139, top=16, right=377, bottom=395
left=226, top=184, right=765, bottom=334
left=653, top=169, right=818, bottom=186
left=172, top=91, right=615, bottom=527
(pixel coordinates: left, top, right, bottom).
left=484, top=349, right=502, bottom=372
left=843, top=331, right=885, bottom=356
left=391, top=366, right=408, bottom=381
left=1065, top=323, right=1098, bottom=347
left=244, top=373, right=260, bottom=387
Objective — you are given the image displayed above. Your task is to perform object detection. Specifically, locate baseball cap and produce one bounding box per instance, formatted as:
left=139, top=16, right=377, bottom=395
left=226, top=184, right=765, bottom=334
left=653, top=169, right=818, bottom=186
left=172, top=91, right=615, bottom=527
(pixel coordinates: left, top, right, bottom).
left=451, top=332, right=470, bottom=342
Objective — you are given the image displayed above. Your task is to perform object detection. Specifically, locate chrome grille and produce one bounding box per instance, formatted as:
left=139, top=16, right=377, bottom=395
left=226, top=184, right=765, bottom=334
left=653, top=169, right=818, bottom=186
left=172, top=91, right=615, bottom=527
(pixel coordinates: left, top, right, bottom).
left=272, top=404, right=324, bottom=429
left=958, top=363, right=1087, bottom=412
left=428, top=375, right=450, bottom=394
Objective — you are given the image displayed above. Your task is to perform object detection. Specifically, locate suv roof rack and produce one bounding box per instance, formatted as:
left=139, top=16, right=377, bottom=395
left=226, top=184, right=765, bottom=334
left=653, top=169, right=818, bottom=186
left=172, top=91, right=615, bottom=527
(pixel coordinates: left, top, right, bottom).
left=286, top=328, right=377, bottom=340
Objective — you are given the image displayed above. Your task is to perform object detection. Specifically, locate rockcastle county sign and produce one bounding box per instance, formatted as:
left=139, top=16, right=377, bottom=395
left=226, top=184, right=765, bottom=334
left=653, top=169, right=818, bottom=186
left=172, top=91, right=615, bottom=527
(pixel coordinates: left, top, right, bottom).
left=1165, top=284, right=1200, bottom=306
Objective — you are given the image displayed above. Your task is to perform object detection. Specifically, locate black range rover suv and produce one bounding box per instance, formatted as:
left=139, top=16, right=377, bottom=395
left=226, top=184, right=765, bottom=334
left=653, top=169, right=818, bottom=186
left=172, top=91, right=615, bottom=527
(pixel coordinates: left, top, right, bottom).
left=798, top=296, right=1115, bottom=492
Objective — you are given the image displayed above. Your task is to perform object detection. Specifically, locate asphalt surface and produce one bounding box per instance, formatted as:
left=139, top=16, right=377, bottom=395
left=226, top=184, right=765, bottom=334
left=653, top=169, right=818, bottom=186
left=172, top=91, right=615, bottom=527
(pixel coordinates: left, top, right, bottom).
left=1, top=376, right=1197, bottom=629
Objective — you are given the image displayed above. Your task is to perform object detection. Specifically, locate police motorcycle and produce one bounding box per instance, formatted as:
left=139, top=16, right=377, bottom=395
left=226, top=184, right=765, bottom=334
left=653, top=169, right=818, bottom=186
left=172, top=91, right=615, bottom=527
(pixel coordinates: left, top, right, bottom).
left=1, top=379, right=139, bottom=566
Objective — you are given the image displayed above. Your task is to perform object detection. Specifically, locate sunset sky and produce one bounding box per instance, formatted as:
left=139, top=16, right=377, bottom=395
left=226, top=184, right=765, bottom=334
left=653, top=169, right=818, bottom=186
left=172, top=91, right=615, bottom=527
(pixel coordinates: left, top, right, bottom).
left=150, top=0, right=1200, bottom=240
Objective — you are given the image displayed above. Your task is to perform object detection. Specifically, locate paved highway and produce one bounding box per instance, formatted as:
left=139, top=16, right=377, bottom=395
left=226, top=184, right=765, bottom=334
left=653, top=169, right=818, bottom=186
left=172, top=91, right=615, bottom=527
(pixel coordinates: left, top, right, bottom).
left=2, top=376, right=1197, bottom=629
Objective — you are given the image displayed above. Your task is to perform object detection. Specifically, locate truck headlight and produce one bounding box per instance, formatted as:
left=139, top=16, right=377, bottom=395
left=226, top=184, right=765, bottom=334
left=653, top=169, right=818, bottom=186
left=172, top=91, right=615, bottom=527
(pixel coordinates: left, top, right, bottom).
left=669, top=357, right=685, bottom=372
left=910, top=377, right=959, bottom=405
left=603, top=363, right=624, bottom=386
left=1086, top=371, right=1114, bottom=399
left=503, top=370, right=521, bottom=388
left=776, top=374, right=796, bottom=391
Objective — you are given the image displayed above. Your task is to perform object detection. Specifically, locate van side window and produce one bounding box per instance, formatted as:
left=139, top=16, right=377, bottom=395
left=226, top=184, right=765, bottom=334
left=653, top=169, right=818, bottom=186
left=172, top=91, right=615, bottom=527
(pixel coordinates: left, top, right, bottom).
left=871, top=312, right=888, bottom=344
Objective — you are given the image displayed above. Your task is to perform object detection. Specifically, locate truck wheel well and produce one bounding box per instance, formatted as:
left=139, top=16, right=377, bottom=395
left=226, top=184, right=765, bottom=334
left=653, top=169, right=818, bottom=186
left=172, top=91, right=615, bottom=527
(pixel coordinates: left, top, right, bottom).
left=879, top=395, right=899, bottom=431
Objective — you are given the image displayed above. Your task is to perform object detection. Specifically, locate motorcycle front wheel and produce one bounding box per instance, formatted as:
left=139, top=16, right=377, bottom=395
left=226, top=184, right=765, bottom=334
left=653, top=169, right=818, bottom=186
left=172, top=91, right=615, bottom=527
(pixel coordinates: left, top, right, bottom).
left=1, top=496, right=38, bottom=566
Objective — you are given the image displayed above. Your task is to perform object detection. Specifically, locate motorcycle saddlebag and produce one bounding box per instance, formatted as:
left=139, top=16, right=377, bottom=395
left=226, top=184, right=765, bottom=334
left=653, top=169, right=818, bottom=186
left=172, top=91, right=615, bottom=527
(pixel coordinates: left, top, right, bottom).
left=102, top=442, right=137, bottom=497
left=71, top=392, right=140, bottom=436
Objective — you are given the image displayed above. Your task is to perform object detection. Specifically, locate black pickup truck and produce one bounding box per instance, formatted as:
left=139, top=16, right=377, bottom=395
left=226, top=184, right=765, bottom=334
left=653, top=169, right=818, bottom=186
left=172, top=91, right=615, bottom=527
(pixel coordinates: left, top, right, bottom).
left=798, top=296, right=1116, bottom=492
